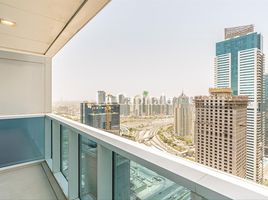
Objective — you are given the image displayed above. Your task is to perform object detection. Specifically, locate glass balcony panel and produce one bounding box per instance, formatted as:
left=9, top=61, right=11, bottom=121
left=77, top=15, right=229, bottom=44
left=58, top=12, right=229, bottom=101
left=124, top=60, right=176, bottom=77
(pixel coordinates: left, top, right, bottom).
left=51, top=121, right=53, bottom=159
left=114, top=153, right=192, bottom=200
left=60, top=126, right=69, bottom=180
left=79, top=135, right=98, bottom=200
left=113, top=153, right=131, bottom=200
left=0, top=117, right=45, bottom=168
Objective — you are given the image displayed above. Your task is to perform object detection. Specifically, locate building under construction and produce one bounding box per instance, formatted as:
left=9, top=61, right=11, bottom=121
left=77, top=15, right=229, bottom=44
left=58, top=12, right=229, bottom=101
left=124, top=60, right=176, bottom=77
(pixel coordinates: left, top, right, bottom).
left=194, top=88, right=248, bottom=178
left=80, top=102, right=120, bottom=135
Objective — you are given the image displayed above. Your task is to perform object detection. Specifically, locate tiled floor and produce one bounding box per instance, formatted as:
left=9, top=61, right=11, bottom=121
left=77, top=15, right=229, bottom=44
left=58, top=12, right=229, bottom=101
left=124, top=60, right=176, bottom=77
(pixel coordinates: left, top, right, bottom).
left=0, top=164, right=57, bottom=200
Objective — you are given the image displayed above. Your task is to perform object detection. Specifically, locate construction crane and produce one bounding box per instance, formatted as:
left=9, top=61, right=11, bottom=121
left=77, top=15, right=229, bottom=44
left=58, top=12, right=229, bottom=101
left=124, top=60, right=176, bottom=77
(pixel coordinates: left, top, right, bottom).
left=105, top=105, right=111, bottom=130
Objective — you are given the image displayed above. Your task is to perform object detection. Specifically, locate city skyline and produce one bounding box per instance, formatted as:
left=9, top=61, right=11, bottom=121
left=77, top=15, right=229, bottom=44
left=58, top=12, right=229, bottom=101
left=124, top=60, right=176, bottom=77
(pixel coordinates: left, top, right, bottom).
left=51, top=22, right=268, bottom=187
left=52, top=0, right=268, bottom=102
left=54, top=90, right=194, bottom=103
left=2, top=1, right=268, bottom=199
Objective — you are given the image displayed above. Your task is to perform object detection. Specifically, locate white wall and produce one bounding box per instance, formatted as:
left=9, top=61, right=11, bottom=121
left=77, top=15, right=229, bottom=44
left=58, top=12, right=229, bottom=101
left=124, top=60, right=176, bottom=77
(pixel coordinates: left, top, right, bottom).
left=0, top=50, right=51, bottom=115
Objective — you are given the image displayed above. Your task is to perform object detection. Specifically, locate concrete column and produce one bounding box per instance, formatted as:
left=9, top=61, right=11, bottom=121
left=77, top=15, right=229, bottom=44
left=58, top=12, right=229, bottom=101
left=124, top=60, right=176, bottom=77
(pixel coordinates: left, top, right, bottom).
left=97, top=145, right=113, bottom=200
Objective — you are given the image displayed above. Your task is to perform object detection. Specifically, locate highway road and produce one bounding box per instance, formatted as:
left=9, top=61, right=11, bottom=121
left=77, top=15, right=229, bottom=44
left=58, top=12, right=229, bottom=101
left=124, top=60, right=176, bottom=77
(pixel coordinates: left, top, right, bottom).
left=121, top=117, right=194, bottom=159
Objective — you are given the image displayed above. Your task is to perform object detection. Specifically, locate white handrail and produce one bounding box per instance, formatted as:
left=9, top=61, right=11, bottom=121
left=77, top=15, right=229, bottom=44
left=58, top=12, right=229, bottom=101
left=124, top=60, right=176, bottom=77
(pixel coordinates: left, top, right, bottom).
left=46, top=113, right=268, bottom=200
left=0, top=113, right=45, bottom=120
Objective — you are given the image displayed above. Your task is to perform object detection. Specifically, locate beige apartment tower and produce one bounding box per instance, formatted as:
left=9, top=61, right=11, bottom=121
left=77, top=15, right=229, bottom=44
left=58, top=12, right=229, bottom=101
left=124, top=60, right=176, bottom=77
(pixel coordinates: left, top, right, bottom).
left=174, top=92, right=193, bottom=136
left=195, top=88, right=248, bottom=178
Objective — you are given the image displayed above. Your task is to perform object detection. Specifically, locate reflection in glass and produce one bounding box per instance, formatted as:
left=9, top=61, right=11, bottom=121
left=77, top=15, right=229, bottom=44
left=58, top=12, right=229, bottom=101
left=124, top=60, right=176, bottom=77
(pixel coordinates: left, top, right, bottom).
left=113, top=153, right=131, bottom=200
left=60, top=126, right=69, bottom=180
left=80, top=135, right=97, bottom=200
left=114, top=153, right=191, bottom=200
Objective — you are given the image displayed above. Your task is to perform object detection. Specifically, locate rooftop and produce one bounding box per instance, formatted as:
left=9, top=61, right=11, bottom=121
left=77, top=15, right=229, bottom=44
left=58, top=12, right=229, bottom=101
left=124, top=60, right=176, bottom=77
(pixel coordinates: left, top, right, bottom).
left=224, top=24, right=254, bottom=39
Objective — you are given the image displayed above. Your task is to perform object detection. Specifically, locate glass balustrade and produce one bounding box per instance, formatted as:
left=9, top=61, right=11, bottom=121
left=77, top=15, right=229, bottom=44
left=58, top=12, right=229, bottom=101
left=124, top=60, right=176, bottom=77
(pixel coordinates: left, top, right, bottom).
left=60, top=126, right=69, bottom=180
left=113, top=153, right=191, bottom=200
left=0, top=117, right=44, bottom=168
left=79, top=135, right=98, bottom=200
left=0, top=115, right=267, bottom=200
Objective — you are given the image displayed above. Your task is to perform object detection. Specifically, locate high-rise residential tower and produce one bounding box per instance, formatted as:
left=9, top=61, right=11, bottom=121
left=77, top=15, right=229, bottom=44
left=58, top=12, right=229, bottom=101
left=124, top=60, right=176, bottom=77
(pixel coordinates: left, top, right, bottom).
left=97, top=90, right=106, bottom=104
left=160, top=94, right=167, bottom=115
left=264, top=74, right=268, bottom=157
left=118, top=94, right=125, bottom=104
left=195, top=88, right=248, bottom=178
left=215, top=25, right=265, bottom=183
left=174, top=92, right=193, bottom=136
left=106, top=94, right=117, bottom=104
left=118, top=94, right=130, bottom=116
left=133, top=95, right=142, bottom=116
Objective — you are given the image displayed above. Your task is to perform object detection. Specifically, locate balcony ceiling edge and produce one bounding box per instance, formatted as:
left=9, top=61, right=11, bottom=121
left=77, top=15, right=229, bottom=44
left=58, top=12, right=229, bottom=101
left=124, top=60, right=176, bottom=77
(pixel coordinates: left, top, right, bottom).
left=45, top=0, right=111, bottom=57
left=0, top=0, right=110, bottom=57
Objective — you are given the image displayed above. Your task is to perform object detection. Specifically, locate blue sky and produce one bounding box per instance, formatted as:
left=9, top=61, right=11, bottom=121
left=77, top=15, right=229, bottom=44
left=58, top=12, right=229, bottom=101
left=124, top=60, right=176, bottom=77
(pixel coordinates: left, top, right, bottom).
left=52, top=0, right=268, bottom=101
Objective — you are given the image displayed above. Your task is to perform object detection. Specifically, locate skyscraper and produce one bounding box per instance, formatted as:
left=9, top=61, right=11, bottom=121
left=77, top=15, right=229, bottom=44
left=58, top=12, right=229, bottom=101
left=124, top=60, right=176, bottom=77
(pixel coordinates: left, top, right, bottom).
left=215, top=25, right=264, bottom=183
left=160, top=94, right=167, bottom=115
left=151, top=97, right=160, bottom=115
left=264, top=74, right=268, bottom=157
left=118, top=94, right=126, bottom=104
left=142, top=91, right=150, bottom=116
left=174, top=92, right=193, bottom=136
left=106, top=94, right=117, bottom=104
left=97, top=91, right=106, bottom=104
left=195, top=88, right=248, bottom=178
left=133, top=95, right=142, bottom=116
left=118, top=94, right=130, bottom=116
left=166, top=98, right=173, bottom=115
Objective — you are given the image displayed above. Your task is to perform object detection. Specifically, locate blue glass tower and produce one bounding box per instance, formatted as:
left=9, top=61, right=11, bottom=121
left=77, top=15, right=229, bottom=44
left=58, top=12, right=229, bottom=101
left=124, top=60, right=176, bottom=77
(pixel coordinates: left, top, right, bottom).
left=216, top=32, right=262, bottom=95
left=215, top=25, right=264, bottom=183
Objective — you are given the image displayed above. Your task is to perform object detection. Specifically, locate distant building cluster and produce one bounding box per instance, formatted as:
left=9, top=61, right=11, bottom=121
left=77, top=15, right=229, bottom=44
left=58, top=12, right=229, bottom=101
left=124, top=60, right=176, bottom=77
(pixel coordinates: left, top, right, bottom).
left=80, top=90, right=196, bottom=139
left=78, top=25, right=268, bottom=185
left=55, top=24, right=268, bottom=186
left=92, top=90, right=194, bottom=118
left=131, top=92, right=174, bottom=116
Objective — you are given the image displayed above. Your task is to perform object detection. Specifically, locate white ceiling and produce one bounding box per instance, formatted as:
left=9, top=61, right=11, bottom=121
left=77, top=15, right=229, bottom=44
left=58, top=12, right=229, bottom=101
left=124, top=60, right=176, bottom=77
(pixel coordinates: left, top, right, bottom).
left=0, top=0, right=110, bottom=57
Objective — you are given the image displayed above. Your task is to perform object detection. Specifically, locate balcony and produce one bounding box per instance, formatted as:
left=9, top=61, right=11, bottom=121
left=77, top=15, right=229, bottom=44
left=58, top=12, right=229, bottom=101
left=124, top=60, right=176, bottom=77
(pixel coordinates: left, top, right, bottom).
left=1, top=0, right=268, bottom=199
left=0, top=114, right=267, bottom=200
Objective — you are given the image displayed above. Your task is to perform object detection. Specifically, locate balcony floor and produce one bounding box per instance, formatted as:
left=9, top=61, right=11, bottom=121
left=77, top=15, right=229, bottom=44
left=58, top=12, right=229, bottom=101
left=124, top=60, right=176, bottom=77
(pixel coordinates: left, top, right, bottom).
left=0, top=163, right=58, bottom=200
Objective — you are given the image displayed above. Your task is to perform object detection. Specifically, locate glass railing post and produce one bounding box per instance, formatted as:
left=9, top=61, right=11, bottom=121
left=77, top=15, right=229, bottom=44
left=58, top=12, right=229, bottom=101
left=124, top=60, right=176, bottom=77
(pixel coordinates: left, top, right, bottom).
left=191, top=192, right=207, bottom=200
left=45, top=118, right=52, bottom=160
left=68, top=130, right=79, bottom=199
left=97, top=144, right=113, bottom=200
left=52, top=121, right=61, bottom=173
